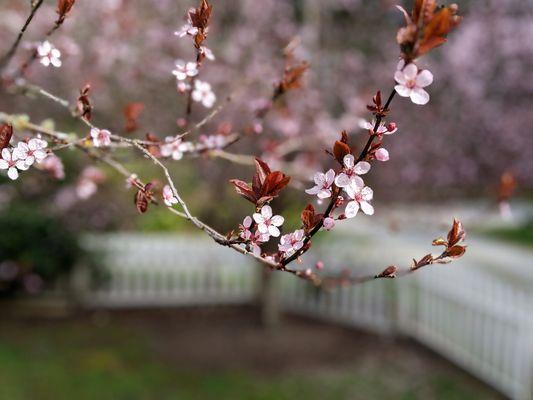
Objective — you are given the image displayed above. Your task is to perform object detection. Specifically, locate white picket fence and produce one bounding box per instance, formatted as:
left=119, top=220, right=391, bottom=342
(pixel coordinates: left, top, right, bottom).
left=81, top=233, right=533, bottom=400
left=83, top=234, right=258, bottom=307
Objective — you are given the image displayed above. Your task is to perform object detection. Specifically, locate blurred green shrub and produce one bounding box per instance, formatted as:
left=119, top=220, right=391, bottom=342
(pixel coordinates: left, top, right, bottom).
left=0, top=205, right=92, bottom=296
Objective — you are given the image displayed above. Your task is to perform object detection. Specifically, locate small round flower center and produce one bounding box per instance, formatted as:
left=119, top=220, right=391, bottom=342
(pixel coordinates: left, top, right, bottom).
left=406, top=79, right=416, bottom=89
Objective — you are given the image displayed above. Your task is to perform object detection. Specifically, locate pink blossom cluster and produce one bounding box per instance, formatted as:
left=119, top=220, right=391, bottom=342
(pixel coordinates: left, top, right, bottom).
left=172, top=8, right=216, bottom=109
left=305, top=154, right=374, bottom=222
left=0, top=138, right=49, bottom=180
left=238, top=205, right=286, bottom=257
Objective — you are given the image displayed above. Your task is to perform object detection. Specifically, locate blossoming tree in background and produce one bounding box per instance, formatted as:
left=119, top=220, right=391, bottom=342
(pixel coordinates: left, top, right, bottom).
left=0, top=0, right=467, bottom=289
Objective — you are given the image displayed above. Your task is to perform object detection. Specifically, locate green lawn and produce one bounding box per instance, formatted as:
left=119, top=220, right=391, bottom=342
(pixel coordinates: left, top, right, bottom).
left=0, top=316, right=499, bottom=400
left=484, top=220, right=533, bottom=248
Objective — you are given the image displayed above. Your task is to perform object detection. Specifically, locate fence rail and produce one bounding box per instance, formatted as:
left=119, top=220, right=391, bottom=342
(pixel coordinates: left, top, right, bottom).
left=81, top=233, right=533, bottom=400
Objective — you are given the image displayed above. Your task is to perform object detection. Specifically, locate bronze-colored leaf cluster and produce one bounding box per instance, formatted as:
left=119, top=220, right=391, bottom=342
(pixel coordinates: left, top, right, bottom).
left=397, top=1, right=461, bottom=61
left=230, top=158, right=290, bottom=207
left=190, top=0, right=213, bottom=49
left=274, top=61, right=309, bottom=98
left=441, top=217, right=467, bottom=258
left=0, top=124, right=13, bottom=150
left=413, top=218, right=467, bottom=270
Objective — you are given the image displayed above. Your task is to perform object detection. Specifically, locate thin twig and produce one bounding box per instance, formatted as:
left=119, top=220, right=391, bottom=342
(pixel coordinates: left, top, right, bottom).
left=0, top=0, right=44, bottom=72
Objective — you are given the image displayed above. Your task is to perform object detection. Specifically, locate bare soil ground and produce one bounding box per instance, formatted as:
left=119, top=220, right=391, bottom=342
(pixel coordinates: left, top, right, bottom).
left=93, top=306, right=501, bottom=394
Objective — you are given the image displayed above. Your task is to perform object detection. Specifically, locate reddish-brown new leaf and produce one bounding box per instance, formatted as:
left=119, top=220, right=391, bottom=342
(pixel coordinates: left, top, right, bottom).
left=135, top=190, right=149, bottom=214
left=254, top=158, right=271, bottom=185
left=56, top=0, right=75, bottom=20
left=447, top=218, right=466, bottom=247
left=301, top=204, right=322, bottom=232
left=446, top=245, right=467, bottom=258
left=190, top=0, right=212, bottom=31
left=418, top=6, right=461, bottom=55
left=333, top=141, right=350, bottom=164
left=231, top=159, right=290, bottom=206
left=412, top=253, right=434, bottom=270
left=0, top=124, right=13, bottom=150
left=76, top=84, right=92, bottom=121
left=229, top=179, right=256, bottom=204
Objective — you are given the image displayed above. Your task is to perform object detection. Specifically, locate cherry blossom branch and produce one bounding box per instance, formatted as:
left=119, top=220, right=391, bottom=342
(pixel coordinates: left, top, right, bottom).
left=281, top=88, right=397, bottom=266
left=319, top=220, right=467, bottom=288
left=0, top=110, right=279, bottom=270
left=0, top=0, right=45, bottom=72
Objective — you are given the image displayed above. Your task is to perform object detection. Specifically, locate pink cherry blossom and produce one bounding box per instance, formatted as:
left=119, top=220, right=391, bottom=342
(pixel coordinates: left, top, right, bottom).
left=394, top=63, right=433, bottom=105
left=239, top=216, right=269, bottom=256
left=77, top=180, right=97, bottom=200
left=174, top=8, right=201, bottom=38
left=239, top=216, right=254, bottom=241
left=177, top=81, right=191, bottom=93
left=375, top=148, right=389, bottom=162
left=172, top=60, right=198, bottom=81
left=0, top=148, right=28, bottom=180
left=323, top=217, right=335, bottom=230
left=253, top=205, right=284, bottom=237
left=125, top=173, right=138, bottom=188
left=199, top=134, right=226, bottom=149
left=305, top=169, right=335, bottom=199
left=174, top=24, right=199, bottom=38
left=76, top=166, right=105, bottom=200
left=162, top=185, right=178, bottom=207
left=359, top=120, right=397, bottom=135
left=38, top=154, right=65, bottom=180
left=344, top=182, right=374, bottom=218
left=278, top=229, right=305, bottom=257
left=14, top=138, right=48, bottom=167
left=334, top=154, right=370, bottom=188
left=386, top=122, right=398, bottom=134
left=90, top=128, right=111, bottom=147
left=37, top=41, right=61, bottom=68
left=249, top=232, right=269, bottom=257
left=359, top=119, right=388, bottom=135
left=160, top=136, right=189, bottom=160
left=192, top=80, right=216, bottom=108
left=199, top=46, right=215, bottom=61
